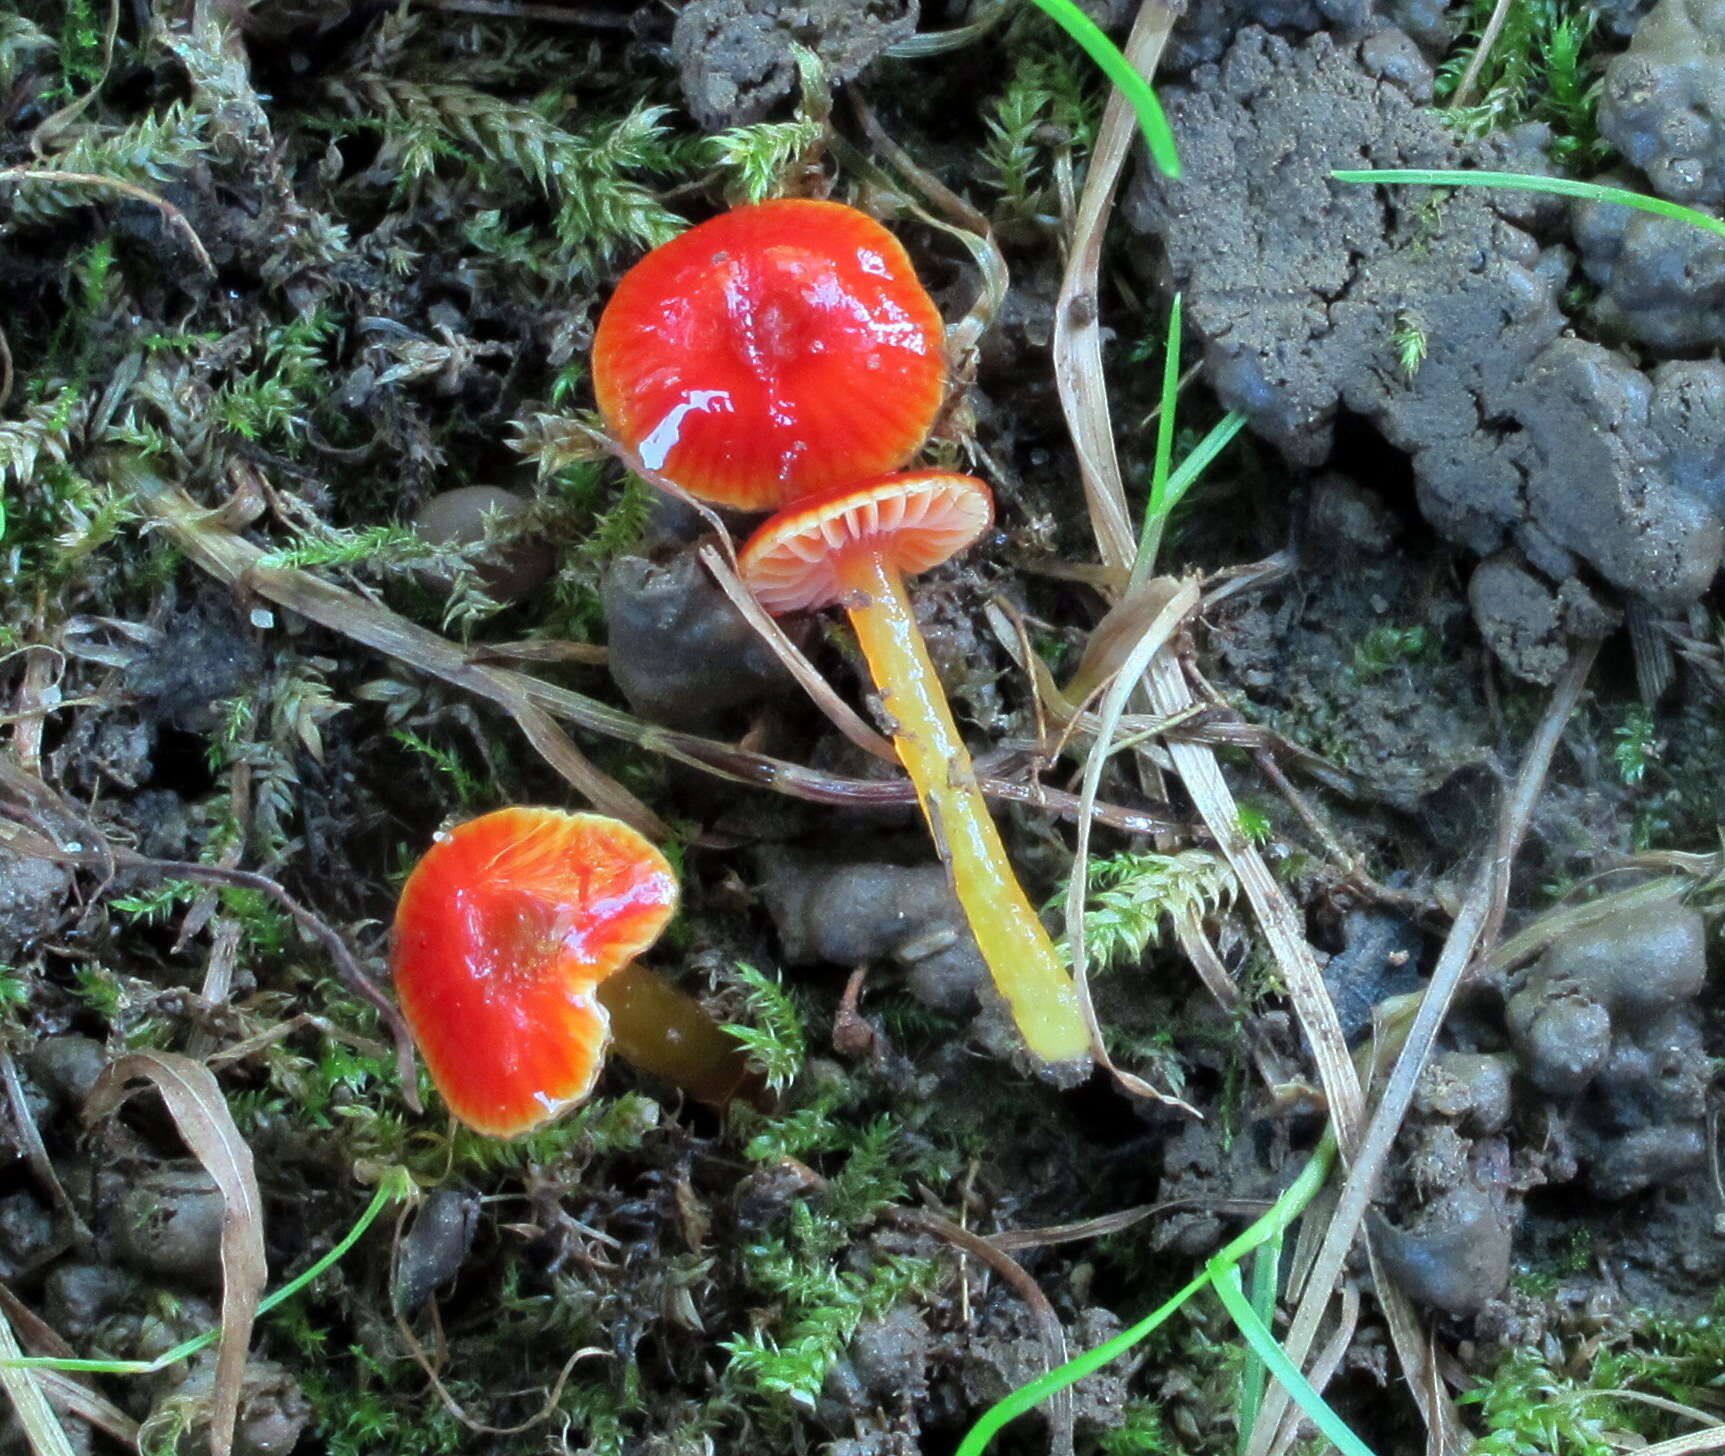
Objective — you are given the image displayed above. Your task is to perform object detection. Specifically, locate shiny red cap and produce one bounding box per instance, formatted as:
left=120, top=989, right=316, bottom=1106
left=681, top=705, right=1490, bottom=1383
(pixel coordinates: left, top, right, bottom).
left=391, top=807, right=677, bottom=1137
left=592, top=199, right=946, bottom=511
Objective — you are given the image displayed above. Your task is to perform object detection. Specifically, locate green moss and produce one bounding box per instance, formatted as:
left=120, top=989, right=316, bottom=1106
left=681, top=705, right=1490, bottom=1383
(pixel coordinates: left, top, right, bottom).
left=1437, top=0, right=1611, bottom=167
left=722, top=964, right=807, bottom=1094
left=1054, top=848, right=1235, bottom=975
left=1466, top=1294, right=1725, bottom=1456
left=1350, top=624, right=1434, bottom=680
left=1095, top=1399, right=1176, bottom=1453
left=978, top=37, right=1097, bottom=221
left=298, top=1349, right=470, bottom=1456
left=1612, top=703, right=1660, bottom=785
left=721, top=1116, right=934, bottom=1419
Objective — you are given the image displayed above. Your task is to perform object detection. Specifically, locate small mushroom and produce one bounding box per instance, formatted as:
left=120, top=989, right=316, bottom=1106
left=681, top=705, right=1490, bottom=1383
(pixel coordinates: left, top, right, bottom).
left=591, top=199, right=947, bottom=509
left=739, top=471, right=1088, bottom=1066
left=391, top=807, right=754, bottom=1136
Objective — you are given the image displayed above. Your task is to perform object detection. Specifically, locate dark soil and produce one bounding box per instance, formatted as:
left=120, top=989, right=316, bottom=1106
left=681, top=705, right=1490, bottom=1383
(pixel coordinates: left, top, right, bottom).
left=2, top=2, right=1725, bottom=1455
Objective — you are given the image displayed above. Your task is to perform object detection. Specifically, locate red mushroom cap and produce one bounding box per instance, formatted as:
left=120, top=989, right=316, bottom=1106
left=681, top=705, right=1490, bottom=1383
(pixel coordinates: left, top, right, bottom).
left=592, top=199, right=947, bottom=512
left=738, top=469, right=994, bottom=614
left=391, top=806, right=677, bottom=1137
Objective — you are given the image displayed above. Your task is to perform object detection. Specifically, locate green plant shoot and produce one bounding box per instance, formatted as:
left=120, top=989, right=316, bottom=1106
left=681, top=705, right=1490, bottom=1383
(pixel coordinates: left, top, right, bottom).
left=1129, top=290, right=1185, bottom=592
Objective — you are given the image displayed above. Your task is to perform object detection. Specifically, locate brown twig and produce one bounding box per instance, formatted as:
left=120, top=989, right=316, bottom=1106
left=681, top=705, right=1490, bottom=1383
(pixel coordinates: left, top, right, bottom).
left=118, top=457, right=665, bottom=839
left=987, top=1195, right=1269, bottom=1252
left=1451, top=0, right=1515, bottom=109
left=109, top=455, right=1186, bottom=840
left=410, top=0, right=636, bottom=23
left=0, top=1047, right=89, bottom=1243
left=699, top=542, right=897, bottom=763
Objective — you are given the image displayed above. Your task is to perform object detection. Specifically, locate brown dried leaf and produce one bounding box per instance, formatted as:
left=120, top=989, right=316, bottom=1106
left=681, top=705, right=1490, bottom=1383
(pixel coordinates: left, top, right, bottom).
left=0, top=1298, right=77, bottom=1456
left=84, top=1053, right=264, bottom=1456
left=1062, top=577, right=1203, bottom=1113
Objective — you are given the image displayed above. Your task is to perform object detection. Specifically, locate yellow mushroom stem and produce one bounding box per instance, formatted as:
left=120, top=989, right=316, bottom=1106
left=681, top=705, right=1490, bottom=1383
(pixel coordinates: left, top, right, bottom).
left=835, top=549, right=1091, bottom=1064
left=597, top=961, right=763, bottom=1106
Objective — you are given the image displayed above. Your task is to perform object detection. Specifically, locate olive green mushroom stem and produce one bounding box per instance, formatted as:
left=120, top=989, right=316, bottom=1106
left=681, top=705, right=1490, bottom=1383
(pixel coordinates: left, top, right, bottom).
left=597, top=962, right=763, bottom=1106
left=837, top=550, right=1091, bottom=1065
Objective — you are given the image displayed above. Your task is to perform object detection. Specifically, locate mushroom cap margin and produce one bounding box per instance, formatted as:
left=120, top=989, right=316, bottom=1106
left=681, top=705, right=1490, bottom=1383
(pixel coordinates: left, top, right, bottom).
left=739, top=470, right=994, bottom=615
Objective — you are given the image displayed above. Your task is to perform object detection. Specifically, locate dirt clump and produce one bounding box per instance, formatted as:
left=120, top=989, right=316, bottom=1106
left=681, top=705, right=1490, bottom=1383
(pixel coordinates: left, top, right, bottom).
left=754, top=849, right=988, bottom=1014
left=603, top=546, right=801, bottom=730
left=110, top=1167, right=228, bottom=1285
left=128, top=596, right=264, bottom=734
left=673, top=0, right=918, bottom=129
left=1379, top=896, right=1718, bottom=1326
left=43, top=1263, right=140, bottom=1342
left=409, top=485, right=555, bottom=604
left=0, top=855, right=74, bottom=963
left=823, top=1300, right=934, bottom=1425
left=1573, top=183, right=1725, bottom=351
left=950, top=1303, right=1131, bottom=1437
left=27, top=1035, right=110, bottom=1110
left=1595, top=0, right=1663, bottom=36
left=1467, top=555, right=1580, bottom=686
left=1509, top=340, right=1725, bottom=609
left=392, top=1186, right=481, bottom=1314
left=1505, top=900, right=1711, bottom=1198
left=1130, top=24, right=1725, bottom=676
left=1600, top=0, right=1725, bottom=208
left=1413, top=1051, right=1516, bottom=1135
left=1124, top=28, right=1557, bottom=473
left=1210, top=481, right=1487, bottom=815
left=1163, top=0, right=1375, bottom=71
left=165, top=1359, right=311, bottom=1456
left=1374, top=1179, right=1516, bottom=1315
left=1320, top=900, right=1424, bottom=1041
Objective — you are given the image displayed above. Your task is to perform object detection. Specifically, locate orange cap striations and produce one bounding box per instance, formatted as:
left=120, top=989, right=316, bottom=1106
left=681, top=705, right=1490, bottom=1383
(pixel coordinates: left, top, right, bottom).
left=391, top=807, right=677, bottom=1137
left=739, top=470, right=993, bottom=614
left=592, top=199, right=946, bottom=512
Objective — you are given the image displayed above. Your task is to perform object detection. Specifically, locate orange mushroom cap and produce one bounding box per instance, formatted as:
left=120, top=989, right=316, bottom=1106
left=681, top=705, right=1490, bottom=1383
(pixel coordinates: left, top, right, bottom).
left=739, top=469, right=994, bottom=614
left=391, top=806, right=677, bottom=1137
left=592, top=199, right=947, bottom=512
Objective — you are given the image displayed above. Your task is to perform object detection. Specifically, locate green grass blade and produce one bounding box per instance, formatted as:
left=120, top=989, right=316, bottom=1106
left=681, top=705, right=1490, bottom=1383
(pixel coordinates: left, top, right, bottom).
left=1128, top=291, right=1183, bottom=593
left=1162, top=409, right=1247, bottom=514
left=956, top=1138, right=1339, bottom=1455
left=1209, top=1259, right=1378, bottom=1456
left=1236, top=1234, right=1282, bottom=1454
left=1127, top=404, right=1248, bottom=585
left=954, top=1269, right=1212, bottom=1456
left=1332, top=168, right=1725, bottom=243
left=1026, top=0, right=1181, bottom=178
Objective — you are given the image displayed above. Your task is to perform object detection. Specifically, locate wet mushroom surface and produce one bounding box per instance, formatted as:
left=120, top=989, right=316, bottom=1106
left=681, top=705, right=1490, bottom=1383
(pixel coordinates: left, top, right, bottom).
left=3, top=3, right=1725, bottom=1455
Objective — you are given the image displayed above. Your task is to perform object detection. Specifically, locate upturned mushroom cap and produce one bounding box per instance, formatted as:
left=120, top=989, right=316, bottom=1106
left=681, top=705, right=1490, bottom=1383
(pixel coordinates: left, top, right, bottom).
left=391, top=806, right=677, bottom=1137
left=738, top=470, right=994, bottom=614
left=592, top=199, right=946, bottom=511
